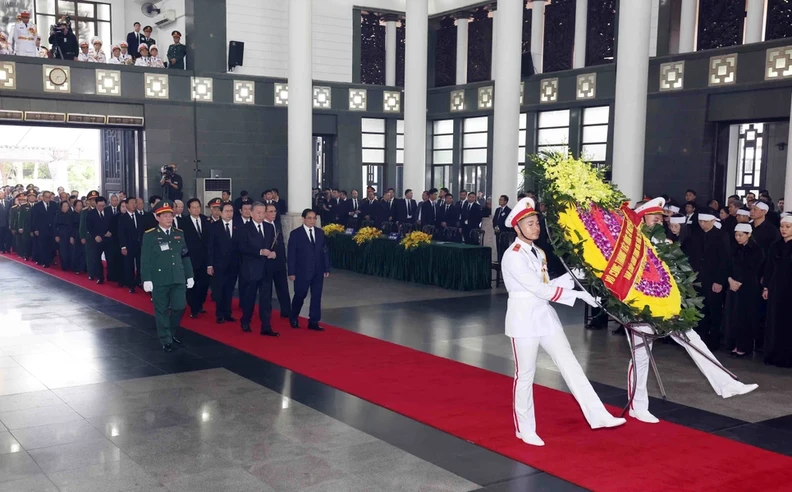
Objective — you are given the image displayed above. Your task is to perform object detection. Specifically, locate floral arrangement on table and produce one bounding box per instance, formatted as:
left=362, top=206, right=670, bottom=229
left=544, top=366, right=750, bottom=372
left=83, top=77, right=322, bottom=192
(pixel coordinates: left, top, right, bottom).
left=400, top=230, right=432, bottom=251
left=322, top=223, right=345, bottom=237
left=526, top=152, right=703, bottom=335
left=353, top=226, right=382, bottom=245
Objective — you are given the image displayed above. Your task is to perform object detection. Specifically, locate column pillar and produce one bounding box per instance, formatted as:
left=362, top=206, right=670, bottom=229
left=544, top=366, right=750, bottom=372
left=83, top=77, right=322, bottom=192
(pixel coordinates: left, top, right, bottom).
left=529, top=0, right=546, bottom=74
left=403, top=0, right=428, bottom=195
left=573, top=0, right=588, bottom=69
left=678, top=0, right=698, bottom=53
left=744, top=0, right=765, bottom=44
left=384, top=15, right=398, bottom=86
left=611, top=0, right=652, bottom=202
left=455, top=16, right=469, bottom=85
left=287, top=0, right=312, bottom=215
left=491, top=0, right=523, bottom=203
left=784, top=100, right=792, bottom=210
left=489, top=8, right=498, bottom=78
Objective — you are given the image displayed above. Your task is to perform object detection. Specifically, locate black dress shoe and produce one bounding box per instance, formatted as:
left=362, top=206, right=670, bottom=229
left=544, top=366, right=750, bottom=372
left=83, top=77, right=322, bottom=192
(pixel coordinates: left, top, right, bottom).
left=290, top=319, right=300, bottom=329
left=280, top=314, right=290, bottom=319
left=189, top=314, right=198, bottom=319
left=171, top=336, right=182, bottom=345
left=162, top=344, right=174, bottom=353
left=307, top=324, right=325, bottom=332
left=224, top=316, right=237, bottom=322
left=88, top=276, right=94, bottom=280
left=96, top=279, right=104, bottom=285
left=241, top=324, right=252, bottom=332
left=216, top=318, right=225, bottom=325
left=128, top=288, right=136, bottom=294
left=200, top=309, right=207, bottom=314
left=260, top=330, right=280, bottom=337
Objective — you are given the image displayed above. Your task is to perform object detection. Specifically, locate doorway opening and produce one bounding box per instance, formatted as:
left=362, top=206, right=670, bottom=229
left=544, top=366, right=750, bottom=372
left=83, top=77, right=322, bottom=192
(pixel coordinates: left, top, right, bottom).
left=313, top=135, right=335, bottom=190
left=725, top=121, right=788, bottom=204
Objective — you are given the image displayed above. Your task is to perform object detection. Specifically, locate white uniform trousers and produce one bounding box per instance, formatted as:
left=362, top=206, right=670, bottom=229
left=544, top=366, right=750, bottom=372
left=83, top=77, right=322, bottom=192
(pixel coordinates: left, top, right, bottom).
left=629, top=329, right=753, bottom=410
left=511, top=330, right=617, bottom=435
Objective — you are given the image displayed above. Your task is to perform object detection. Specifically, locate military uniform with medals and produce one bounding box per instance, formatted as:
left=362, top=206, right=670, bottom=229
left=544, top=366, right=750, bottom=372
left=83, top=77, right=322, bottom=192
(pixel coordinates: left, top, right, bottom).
left=140, top=200, right=194, bottom=350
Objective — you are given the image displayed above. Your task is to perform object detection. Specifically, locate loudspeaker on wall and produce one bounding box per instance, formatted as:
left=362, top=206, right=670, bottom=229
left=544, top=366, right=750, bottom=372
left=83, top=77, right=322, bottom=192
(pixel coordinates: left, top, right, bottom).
left=229, top=41, right=245, bottom=71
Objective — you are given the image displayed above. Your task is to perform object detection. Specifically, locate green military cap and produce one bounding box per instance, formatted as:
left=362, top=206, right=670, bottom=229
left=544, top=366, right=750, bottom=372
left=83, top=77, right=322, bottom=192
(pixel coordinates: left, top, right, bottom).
left=26, top=190, right=36, bottom=197
left=172, top=30, right=182, bottom=37
left=153, top=200, right=175, bottom=215
left=207, top=197, right=223, bottom=208
left=86, top=190, right=99, bottom=199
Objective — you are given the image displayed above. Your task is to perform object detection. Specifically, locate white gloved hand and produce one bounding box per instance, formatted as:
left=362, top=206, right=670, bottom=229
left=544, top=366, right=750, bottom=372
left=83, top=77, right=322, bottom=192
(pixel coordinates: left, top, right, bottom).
left=186, top=278, right=195, bottom=289
left=577, top=290, right=599, bottom=308
left=553, top=273, right=575, bottom=289
left=143, top=281, right=153, bottom=293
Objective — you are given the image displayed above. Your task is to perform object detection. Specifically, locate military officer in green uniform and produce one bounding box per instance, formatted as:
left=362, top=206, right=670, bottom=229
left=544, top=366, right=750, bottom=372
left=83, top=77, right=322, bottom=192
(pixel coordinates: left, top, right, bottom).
left=141, top=200, right=194, bottom=352
left=9, top=193, right=23, bottom=257
left=16, top=191, right=36, bottom=260
left=167, top=30, right=187, bottom=70
left=80, top=191, right=98, bottom=278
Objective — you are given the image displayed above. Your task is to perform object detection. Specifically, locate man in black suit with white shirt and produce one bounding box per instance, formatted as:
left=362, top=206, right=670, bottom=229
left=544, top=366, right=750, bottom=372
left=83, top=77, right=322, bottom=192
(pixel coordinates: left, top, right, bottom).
left=237, top=202, right=280, bottom=336
left=493, top=195, right=512, bottom=232
left=207, top=203, right=239, bottom=324
left=118, top=197, right=142, bottom=293
left=288, top=209, right=330, bottom=331
left=396, top=189, right=418, bottom=226
left=183, top=198, right=211, bottom=318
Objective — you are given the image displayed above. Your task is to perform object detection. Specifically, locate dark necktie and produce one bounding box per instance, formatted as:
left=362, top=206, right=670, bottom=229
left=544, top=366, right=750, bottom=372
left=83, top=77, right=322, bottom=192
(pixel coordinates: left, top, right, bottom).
left=258, top=224, right=264, bottom=239
left=445, top=204, right=449, bottom=213
left=100, top=211, right=104, bottom=219
left=225, top=222, right=231, bottom=238
left=531, top=247, right=538, bottom=258
left=354, top=199, right=357, bottom=210
left=194, top=218, right=201, bottom=236
left=165, top=229, right=170, bottom=237
left=309, top=228, right=315, bottom=244
left=131, top=213, right=136, bottom=229
left=406, top=200, right=410, bottom=215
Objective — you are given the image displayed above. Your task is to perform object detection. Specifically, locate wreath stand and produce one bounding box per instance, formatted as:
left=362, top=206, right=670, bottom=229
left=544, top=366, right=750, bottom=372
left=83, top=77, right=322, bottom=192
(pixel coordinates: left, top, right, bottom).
left=546, top=228, right=743, bottom=417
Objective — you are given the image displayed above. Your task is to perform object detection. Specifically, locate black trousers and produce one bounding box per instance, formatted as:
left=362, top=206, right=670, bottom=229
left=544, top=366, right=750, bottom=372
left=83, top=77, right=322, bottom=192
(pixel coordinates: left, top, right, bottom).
left=57, top=236, right=72, bottom=271
left=696, top=282, right=725, bottom=346
left=291, top=273, right=324, bottom=324
left=106, top=241, right=123, bottom=283
left=0, top=227, right=10, bottom=252
left=271, top=269, right=291, bottom=318
left=240, top=273, right=273, bottom=329
left=122, top=247, right=141, bottom=288
left=72, top=240, right=86, bottom=273
left=87, top=240, right=106, bottom=281
left=187, top=267, right=210, bottom=315
left=212, top=267, right=238, bottom=319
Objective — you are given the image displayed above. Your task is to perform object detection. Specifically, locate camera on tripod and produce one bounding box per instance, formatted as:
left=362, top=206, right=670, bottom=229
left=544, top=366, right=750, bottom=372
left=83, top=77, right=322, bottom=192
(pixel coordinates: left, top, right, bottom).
left=161, top=165, right=175, bottom=179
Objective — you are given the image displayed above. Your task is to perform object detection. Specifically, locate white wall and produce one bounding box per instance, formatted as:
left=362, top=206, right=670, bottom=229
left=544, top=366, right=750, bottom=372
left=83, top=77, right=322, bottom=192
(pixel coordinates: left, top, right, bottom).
left=227, top=0, right=352, bottom=82
left=123, top=0, right=186, bottom=51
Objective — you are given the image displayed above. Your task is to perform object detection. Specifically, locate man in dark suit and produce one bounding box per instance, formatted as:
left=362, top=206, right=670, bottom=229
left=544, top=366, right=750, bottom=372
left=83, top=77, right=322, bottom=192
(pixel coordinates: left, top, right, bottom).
left=106, top=195, right=123, bottom=284
left=31, top=191, right=57, bottom=267
left=460, top=192, right=483, bottom=244
left=396, top=189, right=417, bottom=226
left=418, top=188, right=439, bottom=228
left=0, top=190, right=11, bottom=253
left=233, top=191, right=252, bottom=219
left=207, top=203, right=239, bottom=324
left=288, top=209, right=330, bottom=331
left=183, top=198, right=211, bottom=318
left=118, top=197, right=142, bottom=293
left=126, top=22, right=143, bottom=59
left=437, top=193, right=460, bottom=240
left=237, top=202, right=280, bottom=336
left=380, top=189, right=396, bottom=228
left=86, top=197, right=112, bottom=284
left=360, top=187, right=381, bottom=227
left=493, top=195, right=512, bottom=232
left=343, top=189, right=362, bottom=227
left=263, top=203, right=291, bottom=320
left=271, top=188, right=287, bottom=227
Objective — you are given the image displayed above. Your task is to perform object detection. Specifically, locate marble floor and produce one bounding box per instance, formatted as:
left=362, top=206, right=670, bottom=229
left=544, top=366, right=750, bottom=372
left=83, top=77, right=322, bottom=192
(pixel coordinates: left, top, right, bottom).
left=1, top=256, right=792, bottom=491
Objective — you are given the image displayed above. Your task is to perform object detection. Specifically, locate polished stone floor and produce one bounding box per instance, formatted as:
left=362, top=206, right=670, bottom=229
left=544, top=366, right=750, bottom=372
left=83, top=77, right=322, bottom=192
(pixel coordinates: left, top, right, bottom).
left=2, top=256, right=792, bottom=491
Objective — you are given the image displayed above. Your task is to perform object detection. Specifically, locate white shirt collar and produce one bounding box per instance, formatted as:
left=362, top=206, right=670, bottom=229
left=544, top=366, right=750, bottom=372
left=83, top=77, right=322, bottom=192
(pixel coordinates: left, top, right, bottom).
left=303, top=225, right=314, bottom=234
left=223, top=220, right=232, bottom=226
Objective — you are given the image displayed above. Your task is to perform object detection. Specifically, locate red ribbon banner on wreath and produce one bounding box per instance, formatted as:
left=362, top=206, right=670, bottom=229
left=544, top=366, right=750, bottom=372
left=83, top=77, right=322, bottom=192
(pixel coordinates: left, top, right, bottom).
left=600, top=204, right=647, bottom=300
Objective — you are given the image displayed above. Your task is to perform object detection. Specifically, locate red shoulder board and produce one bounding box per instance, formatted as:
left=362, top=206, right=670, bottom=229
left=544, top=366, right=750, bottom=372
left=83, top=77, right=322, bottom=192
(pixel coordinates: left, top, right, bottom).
left=512, top=243, right=521, bottom=252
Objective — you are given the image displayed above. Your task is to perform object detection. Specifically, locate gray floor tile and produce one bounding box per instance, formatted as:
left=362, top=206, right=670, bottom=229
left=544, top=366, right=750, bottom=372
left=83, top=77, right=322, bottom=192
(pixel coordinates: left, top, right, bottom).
left=362, top=458, right=479, bottom=492
left=53, top=381, right=128, bottom=403
left=247, top=454, right=352, bottom=492
left=0, top=358, right=19, bottom=369
left=0, top=366, right=35, bottom=382
left=129, top=442, right=238, bottom=484
left=316, top=440, right=427, bottom=476
left=46, top=454, right=166, bottom=492
left=87, top=408, right=185, bottom=443
left=116, top=374, right=190, bottom=393
left=0, top=474, right=58, bottom=492
left=0, top=403, right=83, bottom=430
left=0, top=451, right=42, bottom=483
left=0, top=390, right=62, bottom=413
left=207, top=427, right=313, bottom=468
left=162, top=467, right=274, bottom=492
left=65, top=392, right=155, bottom=419
left=276, top=418, right=379, bottom=452
left=0, top=431, right=21, bottom=455
left=28, top=438, right=123, bottom=474
left=11, top=419, right=106, bottom=450
left=0, top=376, right=47, bottom=396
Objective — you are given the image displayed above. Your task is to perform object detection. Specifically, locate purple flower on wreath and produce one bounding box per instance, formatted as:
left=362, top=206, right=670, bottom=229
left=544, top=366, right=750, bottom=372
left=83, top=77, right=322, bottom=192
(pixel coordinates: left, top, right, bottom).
left=636, top=250, right=672, bottom=297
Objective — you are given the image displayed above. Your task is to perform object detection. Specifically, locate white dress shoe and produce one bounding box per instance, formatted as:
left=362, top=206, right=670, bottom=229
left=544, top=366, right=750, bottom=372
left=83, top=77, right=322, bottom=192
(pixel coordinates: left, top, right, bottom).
left=629, top=409, right=660, bottom=424
left=722, top=383, right=758, bottom=399
left=516, top=432, right=545, bottom=447
left=591, top=417, right=627, bottom=429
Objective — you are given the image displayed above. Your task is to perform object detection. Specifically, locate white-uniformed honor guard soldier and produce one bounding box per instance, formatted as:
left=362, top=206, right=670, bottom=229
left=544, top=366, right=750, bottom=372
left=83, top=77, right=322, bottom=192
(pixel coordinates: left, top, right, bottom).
left=12, top=11, right=38, bottom=57
left=502, top=197, right=626, bottom=447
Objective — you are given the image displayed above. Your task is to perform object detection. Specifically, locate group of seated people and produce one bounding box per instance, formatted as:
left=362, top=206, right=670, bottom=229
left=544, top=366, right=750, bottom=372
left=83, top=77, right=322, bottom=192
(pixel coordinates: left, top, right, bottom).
left=310, top=186, right=497, bottom=245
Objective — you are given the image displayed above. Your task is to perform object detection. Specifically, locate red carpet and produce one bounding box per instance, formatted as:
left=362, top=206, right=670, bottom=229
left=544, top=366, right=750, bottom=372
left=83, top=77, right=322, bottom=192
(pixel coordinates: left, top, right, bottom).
left=6, top=253, right=792, bottom=491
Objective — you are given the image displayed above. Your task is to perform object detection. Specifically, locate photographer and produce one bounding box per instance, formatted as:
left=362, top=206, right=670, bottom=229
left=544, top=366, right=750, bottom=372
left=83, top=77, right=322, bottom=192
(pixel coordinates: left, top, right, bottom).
left=159, top=164, right=183, bottom=201
left=48, top=18, right=78, bottom=60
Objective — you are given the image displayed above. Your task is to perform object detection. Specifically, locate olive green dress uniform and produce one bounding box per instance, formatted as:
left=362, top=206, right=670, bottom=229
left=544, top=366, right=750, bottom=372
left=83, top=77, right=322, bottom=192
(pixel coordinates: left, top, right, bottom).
left=141, top=223, right=193, bottom=345
left=9, top=202, right=20, bottom=256
left=81, top=191, right=99, bottom=277
left=17, top=201, right=32, bottom=260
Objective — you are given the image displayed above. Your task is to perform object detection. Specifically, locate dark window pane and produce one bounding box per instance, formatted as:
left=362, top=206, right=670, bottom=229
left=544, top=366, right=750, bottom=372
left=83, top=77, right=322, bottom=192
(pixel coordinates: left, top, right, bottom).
left=434, top=16, right=457, bottom=87
left=697, top=0, right=744, bottom=50
left=360, top=11, right=385, bottom=85
left=544, top=0, right=575, bottom=73
left=586, top=0, right=615, bottom=66
left=467, top=9, right=492, bottom=83
left=766, top=0, right=792, bottom=41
